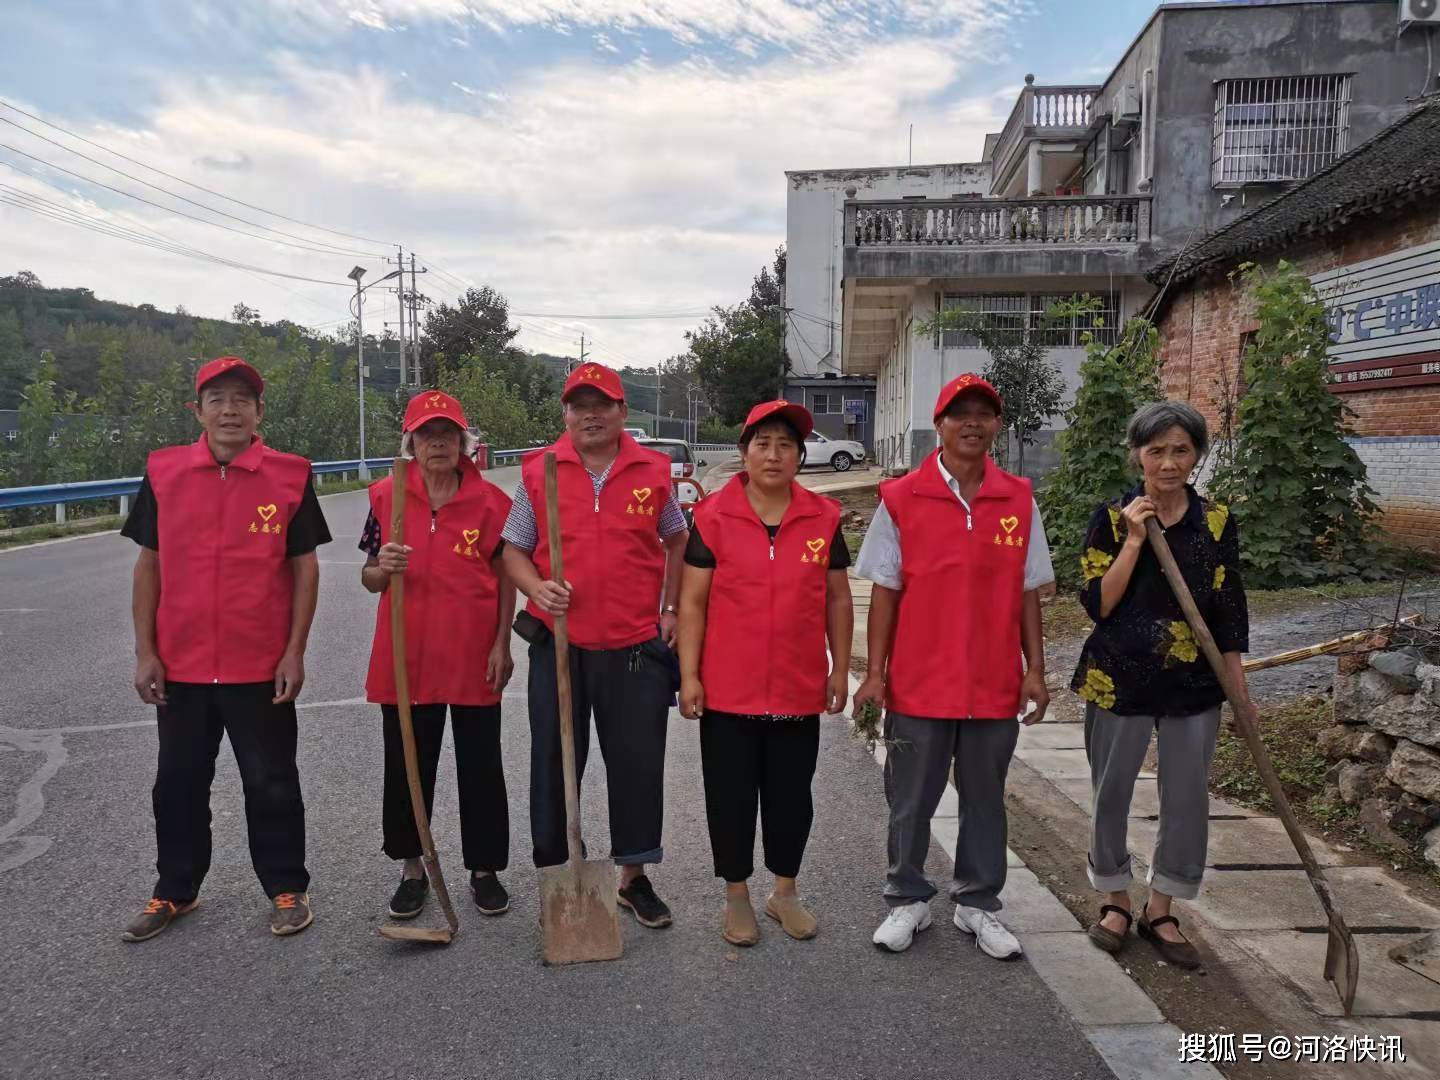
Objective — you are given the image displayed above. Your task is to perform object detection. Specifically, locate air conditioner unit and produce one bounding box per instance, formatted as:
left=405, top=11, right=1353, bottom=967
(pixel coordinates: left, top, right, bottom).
left=1115, top=83, right=1141, bottom=122
left=1400, top=0, right=1440, bottom=27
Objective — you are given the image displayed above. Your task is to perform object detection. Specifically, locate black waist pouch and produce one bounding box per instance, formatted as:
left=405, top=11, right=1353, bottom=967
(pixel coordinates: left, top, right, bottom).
left=513, top=609, right=552, bottom=646
left=638, top=634, right=681, bottom=695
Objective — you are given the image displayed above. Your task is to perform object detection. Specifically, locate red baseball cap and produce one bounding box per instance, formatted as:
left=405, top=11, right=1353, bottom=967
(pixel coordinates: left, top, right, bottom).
left=933, top=372, right=1003, bottom=421
left=402, top=390, right=469, bottom=433
left=741, top=399, right=814, bottom=440
left=562, top=362, right=625, bottom=403
left=195, top=356, right=264, bottom=398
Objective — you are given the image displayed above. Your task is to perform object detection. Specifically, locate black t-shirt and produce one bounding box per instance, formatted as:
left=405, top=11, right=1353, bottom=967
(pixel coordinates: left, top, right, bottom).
left=121, top=472, right=333, bottom=557
left=684, top=520, right=851, bottom=569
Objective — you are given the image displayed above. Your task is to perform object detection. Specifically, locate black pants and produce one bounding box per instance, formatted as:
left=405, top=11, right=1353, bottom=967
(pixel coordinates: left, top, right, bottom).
left=381, top=703, right=508, bottom=873
left=527, top=634, right=672, bottom=868
left=700, top=711, right=820, bottom=882
left=152, top=682, right=308, bottom=903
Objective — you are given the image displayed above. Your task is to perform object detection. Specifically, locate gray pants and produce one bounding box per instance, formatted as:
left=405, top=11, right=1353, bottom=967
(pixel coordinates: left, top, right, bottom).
left=1085, top=703, right=1221, bottom=901
left=883, top=712, right=1019, bottom=913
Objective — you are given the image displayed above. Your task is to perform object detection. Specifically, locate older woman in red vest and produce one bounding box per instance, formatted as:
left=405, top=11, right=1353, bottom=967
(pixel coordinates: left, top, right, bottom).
left=678, top=400, right=854, bottom=947
left=360, top=391, right=517, bottom=921
left=855, top=374, right=1054, bottom=959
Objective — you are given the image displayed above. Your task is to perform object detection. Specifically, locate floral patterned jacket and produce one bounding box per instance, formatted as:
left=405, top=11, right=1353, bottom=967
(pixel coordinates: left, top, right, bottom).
left=1069, top=484, right=1249, bottom=717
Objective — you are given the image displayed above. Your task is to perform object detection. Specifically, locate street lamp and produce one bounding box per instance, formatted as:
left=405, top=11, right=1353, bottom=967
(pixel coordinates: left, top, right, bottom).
left=349, top=264, right=402, bottom=479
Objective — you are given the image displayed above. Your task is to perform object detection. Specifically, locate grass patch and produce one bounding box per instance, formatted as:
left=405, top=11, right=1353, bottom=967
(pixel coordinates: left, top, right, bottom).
left=1245, top=574, right=1439, bottom=617
left=0, top=514, right=124, bottom=549
left=314, top=472, right=389, bottom=497
left=1043, top=592, right=1092, bottom=640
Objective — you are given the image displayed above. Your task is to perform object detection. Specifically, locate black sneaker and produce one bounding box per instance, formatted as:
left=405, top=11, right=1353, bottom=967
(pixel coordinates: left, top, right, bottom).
left=471, top=872, right=509, bottom=915
left=388, top=875, right=428, bottom=919
left=617, top=874, right=673, bottom=929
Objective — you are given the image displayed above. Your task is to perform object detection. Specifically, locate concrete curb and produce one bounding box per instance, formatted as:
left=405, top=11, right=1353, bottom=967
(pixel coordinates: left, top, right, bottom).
left=847, top=674, right=1222, bottom=1079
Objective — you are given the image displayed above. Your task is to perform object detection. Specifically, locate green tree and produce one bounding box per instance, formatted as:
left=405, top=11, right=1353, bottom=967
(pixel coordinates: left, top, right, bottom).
left=687, top=304, right=787, bottom=426
left=1039, top=313, right=1162, bottom=586
left=436, top=357, right=548, bottom=449
left=914, top=300, right=1070, bottom=474
left=0, top=309, right=29, bottom=408
left=421, top=286, right=521, bottom=387
left=1209, top=261, right=1382, bottom=586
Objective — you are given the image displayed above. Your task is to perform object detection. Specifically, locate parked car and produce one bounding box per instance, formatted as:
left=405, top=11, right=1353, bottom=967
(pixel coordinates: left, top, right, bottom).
left=623, top=426, right=649, bottom=439
left=636, top=437, right=697, bottom=479
left=804, top=430, right=866, bottom=472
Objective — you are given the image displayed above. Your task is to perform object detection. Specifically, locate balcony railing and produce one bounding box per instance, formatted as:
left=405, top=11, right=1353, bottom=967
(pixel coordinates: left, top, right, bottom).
left=991, top=76, right=1099, bottom=187
left=847, top=195, right=1151, bottom=249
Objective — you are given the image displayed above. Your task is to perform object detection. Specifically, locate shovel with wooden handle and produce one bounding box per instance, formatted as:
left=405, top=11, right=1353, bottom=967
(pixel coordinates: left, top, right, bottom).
left=539, top=451, right=624, bottom=965
left=1145, top=518, right=1358, bottom=1015
left=378, top=455, right=460, bottom=946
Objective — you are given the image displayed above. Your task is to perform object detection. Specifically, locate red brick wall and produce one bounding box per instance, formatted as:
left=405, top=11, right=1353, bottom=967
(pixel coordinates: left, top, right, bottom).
left=1157, top=201, right=1440, bottom=550
left=1158, top=201, right=1440, bottom=435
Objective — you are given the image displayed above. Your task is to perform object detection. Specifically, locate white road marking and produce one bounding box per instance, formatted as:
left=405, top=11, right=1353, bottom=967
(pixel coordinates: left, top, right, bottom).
left=0, top=530, right=122, bottom=554
left=0, top=725, right=67, bottom=874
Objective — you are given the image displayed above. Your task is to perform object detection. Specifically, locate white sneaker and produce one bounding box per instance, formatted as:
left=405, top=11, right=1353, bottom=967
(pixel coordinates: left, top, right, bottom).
left=872, top=901, right=933, bottom=952
left=953, top=905, right=1023, bottom=959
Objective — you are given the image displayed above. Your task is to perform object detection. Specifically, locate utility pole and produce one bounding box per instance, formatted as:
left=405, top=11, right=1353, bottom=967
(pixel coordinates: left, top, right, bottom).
left=409, top=253, right=425, bottom=388
left=575, top=333, right=587, bottom=374
left=654, top=359, right=663, bottom=437
left=348, top=266, right=369, bottom=480
left=392, top=245, right=407, bottom=389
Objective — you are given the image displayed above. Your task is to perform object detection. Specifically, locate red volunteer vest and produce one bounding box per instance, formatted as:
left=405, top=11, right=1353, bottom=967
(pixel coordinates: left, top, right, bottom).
left=365, top=457, right=511, bottom=706
left=146, top=434, right=312, bottom=684
left=880, top=453, right=1033, bottom=720
left=694, top=476, right=841, bottom=715
left=521, top=432, right=674, bottom=650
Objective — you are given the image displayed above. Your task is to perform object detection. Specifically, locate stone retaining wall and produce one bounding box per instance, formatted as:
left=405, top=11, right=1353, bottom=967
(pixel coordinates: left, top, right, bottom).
left=1319, top=647, right=1440, bottom=866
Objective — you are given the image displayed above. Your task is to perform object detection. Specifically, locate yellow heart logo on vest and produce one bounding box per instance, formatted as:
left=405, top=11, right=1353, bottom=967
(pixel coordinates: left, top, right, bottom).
left=462, top=529, right=480, bottom=546
left=806, top=538, right=826, bottom=553
left=999, top=515, right=1019, bottom=534
left=256, top=504, right=278, bottom=522
left=632, top=487, right=652, bottom=503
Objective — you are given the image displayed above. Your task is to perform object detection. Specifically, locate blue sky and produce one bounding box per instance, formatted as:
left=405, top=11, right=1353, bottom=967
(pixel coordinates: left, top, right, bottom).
left=1, top=0, right=1161, bottom=366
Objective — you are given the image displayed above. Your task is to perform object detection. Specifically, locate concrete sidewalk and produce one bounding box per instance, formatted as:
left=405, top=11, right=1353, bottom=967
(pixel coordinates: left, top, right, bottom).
left=1008, top=718, right=1440, bottom=1077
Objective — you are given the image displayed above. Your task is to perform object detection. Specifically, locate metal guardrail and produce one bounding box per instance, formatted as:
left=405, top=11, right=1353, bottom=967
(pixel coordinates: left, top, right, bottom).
left=0, top=458, right=394, bottom=523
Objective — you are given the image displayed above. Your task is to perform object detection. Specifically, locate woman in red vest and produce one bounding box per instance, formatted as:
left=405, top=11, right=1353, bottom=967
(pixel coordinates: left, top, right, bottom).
left=360, top=391, right=516, bottom=921
left=678, top=400, right=854, bottom=947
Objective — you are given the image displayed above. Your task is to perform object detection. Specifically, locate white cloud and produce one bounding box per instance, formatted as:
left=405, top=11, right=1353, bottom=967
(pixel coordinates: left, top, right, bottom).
left=1, top=15, right=1016, bottom=366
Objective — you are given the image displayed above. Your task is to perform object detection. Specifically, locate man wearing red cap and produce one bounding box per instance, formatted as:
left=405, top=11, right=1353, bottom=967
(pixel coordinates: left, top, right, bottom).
left=501, top=362, right=688, bottom=928
left=855, top=373, right=1053, bottom=958
left=119, top=357, right=331, bottom=943
left=359, top=390, right=517, bottom=921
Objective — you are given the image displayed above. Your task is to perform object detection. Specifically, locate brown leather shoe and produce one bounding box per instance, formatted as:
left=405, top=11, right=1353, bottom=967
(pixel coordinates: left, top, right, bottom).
left=765, top=893, right=818, bottom=940
left=1138, top=905, right=1201, bottom=969
left=723, top=895, right=760, bottom=946
left=1087, top=903, right=1132, bottom=954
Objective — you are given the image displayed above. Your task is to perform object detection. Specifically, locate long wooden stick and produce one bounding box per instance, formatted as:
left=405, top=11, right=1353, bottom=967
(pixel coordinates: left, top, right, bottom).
left=543, top=452, right=584, bottom=872
left=1241, top=614, right=1421, bottom=673
left=390, top=456, right=459, bottom=935
left=1145, top=519, right=1357, bottom=1014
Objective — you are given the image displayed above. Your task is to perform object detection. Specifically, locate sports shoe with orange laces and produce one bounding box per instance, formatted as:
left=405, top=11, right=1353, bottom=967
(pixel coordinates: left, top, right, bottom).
left=270, top=892, right=314, bottom=936
left=121, top=897, right=199, bottom=943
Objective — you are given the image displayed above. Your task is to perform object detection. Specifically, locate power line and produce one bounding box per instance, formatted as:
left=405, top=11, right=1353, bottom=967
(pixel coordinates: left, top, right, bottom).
left=0, top=134, right=380, bottom=260
left=0, top=97, right=394, bottom=248
left=0, top=172, right=351, bottom=290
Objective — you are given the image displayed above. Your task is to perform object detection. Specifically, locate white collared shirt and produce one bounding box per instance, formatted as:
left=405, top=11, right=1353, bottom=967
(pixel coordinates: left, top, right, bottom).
left=854, top=454, right=1056, bottom=592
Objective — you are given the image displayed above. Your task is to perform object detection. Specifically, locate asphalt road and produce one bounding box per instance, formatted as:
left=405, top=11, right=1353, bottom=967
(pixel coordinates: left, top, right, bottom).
left=0, top=485, right=1116, bottom=1080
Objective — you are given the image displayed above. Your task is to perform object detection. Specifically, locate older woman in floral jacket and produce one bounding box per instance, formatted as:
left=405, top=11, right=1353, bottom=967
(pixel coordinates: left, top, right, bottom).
left=1071, top=401, right=1251, bottom=970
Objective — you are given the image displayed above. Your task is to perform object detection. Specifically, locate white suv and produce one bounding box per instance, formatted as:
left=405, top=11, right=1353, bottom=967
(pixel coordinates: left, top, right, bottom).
left=804, top=431, right=867, bottom=472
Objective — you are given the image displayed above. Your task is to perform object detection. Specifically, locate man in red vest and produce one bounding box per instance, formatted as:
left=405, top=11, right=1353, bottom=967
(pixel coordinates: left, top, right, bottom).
left=855, top=373, right=1053, bottom=958
left=502, top=362, right=688, bottom=928
left=119, top=357, right=331, bottom=943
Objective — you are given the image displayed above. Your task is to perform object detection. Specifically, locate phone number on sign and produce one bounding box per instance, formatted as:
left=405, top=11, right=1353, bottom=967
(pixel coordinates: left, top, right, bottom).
left=1179, top=1034, right=1405, bottom=1064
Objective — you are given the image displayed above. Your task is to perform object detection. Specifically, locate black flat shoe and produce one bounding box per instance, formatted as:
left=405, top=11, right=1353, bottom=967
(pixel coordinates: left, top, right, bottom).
left=471, top=872, right=509, bottom=915
left=1088, top=903, right=1132, bottom=954
left=1138, top=906, right=1202, bottom=969
left=388, top=875, right=428, bottom=919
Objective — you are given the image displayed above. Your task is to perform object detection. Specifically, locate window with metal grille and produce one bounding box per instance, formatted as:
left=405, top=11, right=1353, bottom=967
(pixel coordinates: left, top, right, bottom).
left=811, top=391, right=841, bottom=414
left=1212, top=75, right=1351, bottom=186
left=941, top=292, right=1119, bottom=348
left=939, top=294, right=1027, bottom=347
left=1032, top=292, right=1120, bottom=346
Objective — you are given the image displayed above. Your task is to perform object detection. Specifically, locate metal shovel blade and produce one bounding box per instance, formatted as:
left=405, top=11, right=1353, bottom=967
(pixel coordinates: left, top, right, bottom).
left=1326, top=913, right=1360, bottom=1016
left=540, top=859, right=623, bottom=966
left=377, top=923, right=454, bottom=945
